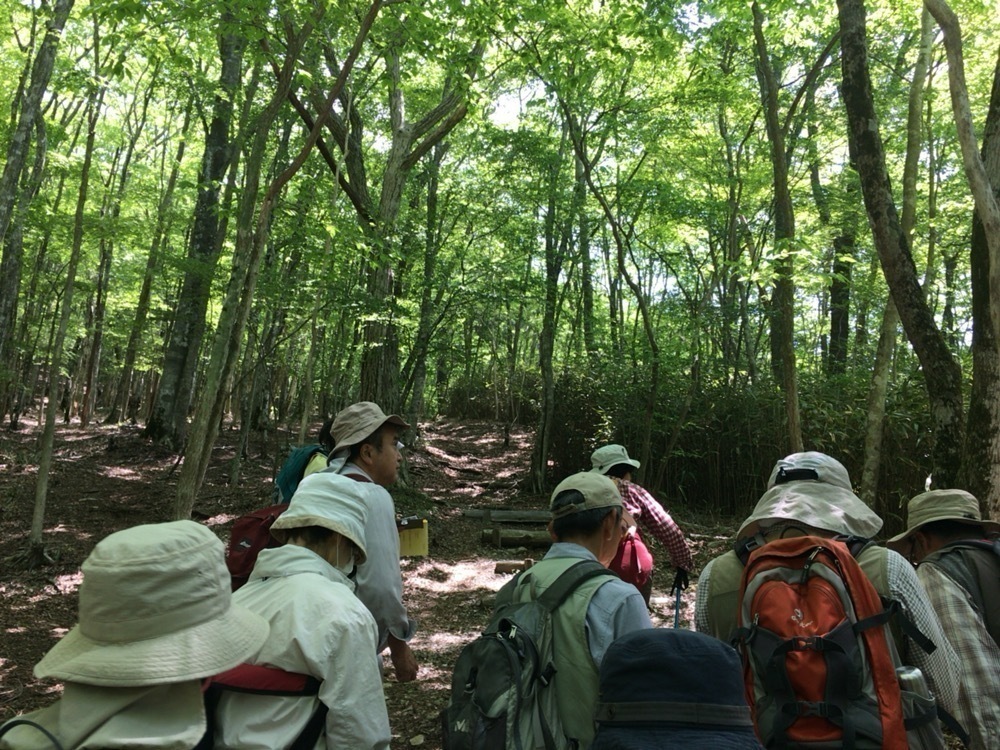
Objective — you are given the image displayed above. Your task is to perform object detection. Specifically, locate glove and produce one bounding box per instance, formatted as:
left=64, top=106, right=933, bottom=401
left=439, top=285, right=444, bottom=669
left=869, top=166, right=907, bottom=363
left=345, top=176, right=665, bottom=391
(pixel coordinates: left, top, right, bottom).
left=671, top=568, right=689, bottom=594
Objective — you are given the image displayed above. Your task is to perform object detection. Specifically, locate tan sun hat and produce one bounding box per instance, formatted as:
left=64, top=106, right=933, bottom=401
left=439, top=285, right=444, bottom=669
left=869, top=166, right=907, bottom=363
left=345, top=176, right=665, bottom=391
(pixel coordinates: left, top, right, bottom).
left=887, top=489, right=1000, bottom=549
left=330, top=401, right=410, bottom=455
left=590, top=444, right=641, bottom=475
left=551, top=472, right=623, bottom=518
left=738, top=451, right=883, bottom=539
left=34, top=520, right=268, bottom=687
left=271, top=471, right=369, bottom=563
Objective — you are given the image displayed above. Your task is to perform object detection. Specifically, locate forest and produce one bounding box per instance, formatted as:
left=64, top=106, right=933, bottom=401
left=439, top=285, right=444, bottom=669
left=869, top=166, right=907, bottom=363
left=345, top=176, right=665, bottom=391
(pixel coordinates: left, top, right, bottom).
left=1, top=0, right=1000, bottom=563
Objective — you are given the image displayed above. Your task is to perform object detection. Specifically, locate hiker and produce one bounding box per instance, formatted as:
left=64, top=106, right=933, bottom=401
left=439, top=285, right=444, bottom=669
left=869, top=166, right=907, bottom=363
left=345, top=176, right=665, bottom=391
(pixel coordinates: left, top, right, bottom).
left=592, top=628, right=764, bottom=749
left=887, top=488, right=1000, bottom=749
left=324, top=400, right=419, bottom=682
left=694, top=452, right=960, bottom=729
left=212, top=472, right=391, bottom=749
left=502, top=471, right=652, bottom=748
left=302, top=417, right=336, bottom=478
left=0, top=521, right=269, bottom=750
left=590, top=443, right=694, bottom=604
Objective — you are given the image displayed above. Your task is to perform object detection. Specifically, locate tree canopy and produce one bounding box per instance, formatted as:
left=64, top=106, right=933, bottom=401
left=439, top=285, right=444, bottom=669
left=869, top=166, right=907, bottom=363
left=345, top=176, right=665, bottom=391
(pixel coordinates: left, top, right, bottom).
left=1, top=0, right=999, bottom=551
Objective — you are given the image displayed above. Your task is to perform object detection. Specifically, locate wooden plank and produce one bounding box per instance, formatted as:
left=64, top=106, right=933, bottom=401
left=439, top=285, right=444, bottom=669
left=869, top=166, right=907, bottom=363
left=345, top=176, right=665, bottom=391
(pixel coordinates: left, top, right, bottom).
left=481, top=528, right=552, bottom=548
left=494, top=559, right=536, bottom=574
left=464, top=509, right=550, bottom=523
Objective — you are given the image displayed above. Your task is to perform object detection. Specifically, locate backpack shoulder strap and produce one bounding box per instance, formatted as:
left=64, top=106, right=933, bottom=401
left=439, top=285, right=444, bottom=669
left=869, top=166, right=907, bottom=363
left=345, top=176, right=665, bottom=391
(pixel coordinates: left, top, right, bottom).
left=537, top=559, right=615, bottom=612
left=494, top=559, right=613, bottom=612
left=0, top=719, right=64, bottom=749
left=927, top=539, right=1000, bottom=646
left=202, top=664, right=327, bottom=750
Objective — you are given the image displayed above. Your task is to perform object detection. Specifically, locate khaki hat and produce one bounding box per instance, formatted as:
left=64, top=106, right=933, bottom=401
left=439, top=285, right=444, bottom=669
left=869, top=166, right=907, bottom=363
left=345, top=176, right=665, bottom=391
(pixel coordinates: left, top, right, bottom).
left=331, top=401, right=410, bottom=455
left=738, top=452, right=882, bottom=539
left=34, top=521, right=269, bottom=687
left=551, top=472, right=623, bottom=518
left=271, top=472, right=369, bottom=563
left=887, top=489, right=1000, bottom=548
left=590, top=444, right=641, bottom=475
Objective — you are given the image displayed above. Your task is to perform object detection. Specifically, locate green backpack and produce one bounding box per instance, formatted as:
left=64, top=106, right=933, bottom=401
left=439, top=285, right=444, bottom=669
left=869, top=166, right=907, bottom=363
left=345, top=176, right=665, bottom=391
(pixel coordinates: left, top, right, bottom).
left=441, top=560, right=613, bottom=750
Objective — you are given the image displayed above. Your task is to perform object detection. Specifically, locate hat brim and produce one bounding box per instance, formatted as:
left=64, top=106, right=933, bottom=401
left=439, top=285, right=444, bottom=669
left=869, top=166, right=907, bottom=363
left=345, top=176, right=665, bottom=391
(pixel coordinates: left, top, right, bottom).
left=591, top=457, right=641, bottom=475
left=886, top=515, right=1000, bottom=549
left=34, top=601, right=268, bottom=687
left=593, top=726, right=763, bottom=749
left=270, top=513, right=368, bottom=564
left=738, top=482, right=883, bottom=540
left=332, top=414, right=410, bottom=456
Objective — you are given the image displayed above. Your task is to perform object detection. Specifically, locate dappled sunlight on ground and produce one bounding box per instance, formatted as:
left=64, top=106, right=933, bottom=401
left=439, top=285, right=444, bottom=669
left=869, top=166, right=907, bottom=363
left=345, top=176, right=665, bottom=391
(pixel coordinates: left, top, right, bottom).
left=53, top=572, right=83, bottom=595
left=98, top=465, right=141, bottom=480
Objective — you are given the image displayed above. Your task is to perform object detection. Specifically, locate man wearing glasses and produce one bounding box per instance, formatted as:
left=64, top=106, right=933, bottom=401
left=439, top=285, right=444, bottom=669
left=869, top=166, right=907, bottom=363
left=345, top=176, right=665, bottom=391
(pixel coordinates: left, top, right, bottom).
left=326, top=401, right=419, bottom=682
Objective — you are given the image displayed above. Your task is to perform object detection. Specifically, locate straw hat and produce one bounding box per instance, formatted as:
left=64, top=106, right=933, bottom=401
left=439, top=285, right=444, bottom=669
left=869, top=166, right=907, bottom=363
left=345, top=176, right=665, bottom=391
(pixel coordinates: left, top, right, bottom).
left=593, top=628, right=763, bottom=749
left=270, top=472, right=369, bottom=563
left=551, top=472, right=623, bottom=518
left=330, top=401, right=410, bottom=455
left=34, top=521, right=268, bottom=687
left=738, top=452, right=882, bottom=539
left=887, top=489, right=1000, bottom=549
left=590, top=444, right=641, bottom=475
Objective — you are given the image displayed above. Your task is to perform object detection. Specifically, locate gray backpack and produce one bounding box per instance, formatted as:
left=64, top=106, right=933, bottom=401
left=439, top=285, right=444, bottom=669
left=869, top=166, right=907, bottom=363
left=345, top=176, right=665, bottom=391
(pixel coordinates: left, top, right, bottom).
left=924, top=538, right=1000, bottom=647
left=441, top=559, right=613, bottom=750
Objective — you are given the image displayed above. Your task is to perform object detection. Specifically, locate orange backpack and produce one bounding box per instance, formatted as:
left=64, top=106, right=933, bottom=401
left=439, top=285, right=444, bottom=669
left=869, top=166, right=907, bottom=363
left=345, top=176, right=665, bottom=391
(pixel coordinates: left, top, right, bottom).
left=732, top=535, right=906, bottom=749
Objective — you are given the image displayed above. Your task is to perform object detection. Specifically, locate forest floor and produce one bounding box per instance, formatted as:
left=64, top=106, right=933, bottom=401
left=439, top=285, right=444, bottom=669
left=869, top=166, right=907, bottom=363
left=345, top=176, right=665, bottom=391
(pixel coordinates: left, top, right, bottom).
left=0, top=416, right=736, bottom=748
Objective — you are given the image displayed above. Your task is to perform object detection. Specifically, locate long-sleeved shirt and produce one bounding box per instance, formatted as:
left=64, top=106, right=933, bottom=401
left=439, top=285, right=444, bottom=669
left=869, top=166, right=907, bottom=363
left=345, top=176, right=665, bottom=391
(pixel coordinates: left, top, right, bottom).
left=325, top=461, right=416, bottom=649
left=215, top=545, right=391, bottom=750
left=542, top=542, right=653, bottom=664
left=616, top=479, right=694, bottom=571
left=916, top=561, right=1000, bottom=749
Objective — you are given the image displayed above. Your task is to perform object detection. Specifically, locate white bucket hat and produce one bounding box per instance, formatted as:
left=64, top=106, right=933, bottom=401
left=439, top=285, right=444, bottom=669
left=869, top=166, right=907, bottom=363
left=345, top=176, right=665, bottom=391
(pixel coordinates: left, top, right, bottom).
left=590, top=444, right=640, bottom=475
left=34, top=520, right=268, bottom=687
left=738, top=452, right=883, bottom=539
left=270, top=472, right=369, bottom=563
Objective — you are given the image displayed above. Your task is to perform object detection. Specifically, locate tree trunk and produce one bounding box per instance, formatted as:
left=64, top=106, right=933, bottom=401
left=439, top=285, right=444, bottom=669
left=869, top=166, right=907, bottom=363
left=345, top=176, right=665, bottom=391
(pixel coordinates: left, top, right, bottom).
left=0, top=116, right=47, bottom=423
left=30, top=56, right=102, bottom=562
left=962, top=46, right=1000, bottom=517
left=0, top=0, right=75, bottom=374
left=310, top=36, right=483, bottom=412
left=859, top=10, right=934, bottom=506
left=530, top=131, right=568, bottom=493
left=838, top=0, right=965, bottom=486
left=752, top=0, right=802, bottom=453
left=145, top=18, right=245, bottom=447
left=176, top=3, right=381, bottom=518
left=107, top=106, right=191, bottom=424
left=924, top=0, right=1000, bottom=346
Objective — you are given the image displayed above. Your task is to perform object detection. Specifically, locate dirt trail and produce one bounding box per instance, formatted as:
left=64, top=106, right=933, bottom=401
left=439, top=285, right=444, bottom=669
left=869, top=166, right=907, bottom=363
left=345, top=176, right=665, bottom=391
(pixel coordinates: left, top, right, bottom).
left=0, top=417, right=719, bottom=748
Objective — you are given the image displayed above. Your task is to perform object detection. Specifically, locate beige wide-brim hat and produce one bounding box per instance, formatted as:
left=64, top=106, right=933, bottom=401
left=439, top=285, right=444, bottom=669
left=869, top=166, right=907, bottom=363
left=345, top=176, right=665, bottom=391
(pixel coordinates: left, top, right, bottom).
left=590, top=444, right=641, bottom=475
left=34, top=521, right=268, bottom=687
left=270, top=472, right=369, bottom=563
left=887, top=489, right=1000, bottom=549
left=551, top=472, right=623, bottom=518
left=738, top=452, right=883, bottom=539
left=331, top=401, right=410, bottom=455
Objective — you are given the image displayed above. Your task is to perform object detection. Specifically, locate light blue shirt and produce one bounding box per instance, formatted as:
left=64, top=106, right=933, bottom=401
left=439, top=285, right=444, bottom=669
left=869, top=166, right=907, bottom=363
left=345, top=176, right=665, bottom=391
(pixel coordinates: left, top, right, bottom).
left=543, top=542, right=652, bottom=665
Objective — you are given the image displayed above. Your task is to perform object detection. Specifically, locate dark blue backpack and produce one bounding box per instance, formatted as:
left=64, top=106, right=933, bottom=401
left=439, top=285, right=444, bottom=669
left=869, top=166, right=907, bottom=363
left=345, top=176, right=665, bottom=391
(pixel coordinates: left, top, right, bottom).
left=273, top=444, right=327, bottom=503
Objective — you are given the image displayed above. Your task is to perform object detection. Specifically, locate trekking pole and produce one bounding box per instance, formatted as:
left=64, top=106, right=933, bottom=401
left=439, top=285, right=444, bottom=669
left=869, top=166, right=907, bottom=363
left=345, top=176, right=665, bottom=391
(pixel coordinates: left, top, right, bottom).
left=673, top=585, right=682, bottom=628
